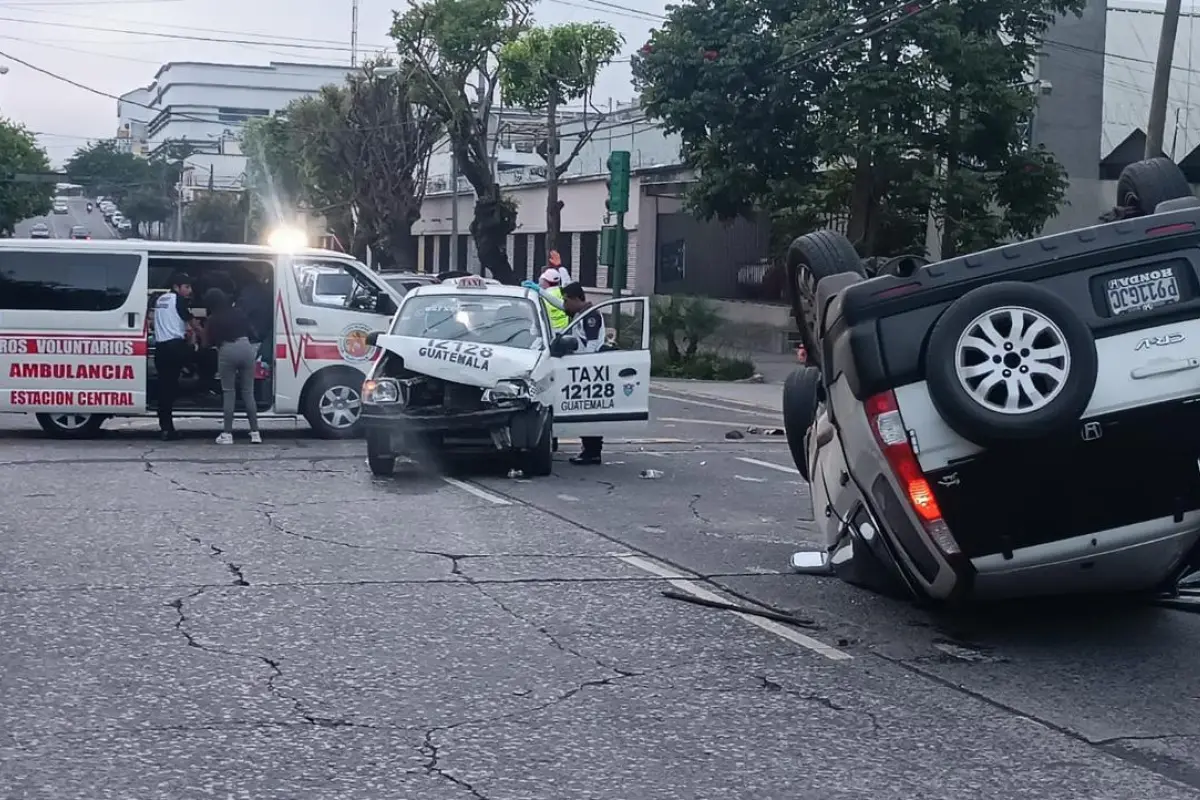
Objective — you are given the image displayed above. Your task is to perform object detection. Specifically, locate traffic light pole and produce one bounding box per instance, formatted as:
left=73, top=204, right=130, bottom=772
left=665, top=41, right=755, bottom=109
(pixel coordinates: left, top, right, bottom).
left=612, top=211, right=625, bottom=300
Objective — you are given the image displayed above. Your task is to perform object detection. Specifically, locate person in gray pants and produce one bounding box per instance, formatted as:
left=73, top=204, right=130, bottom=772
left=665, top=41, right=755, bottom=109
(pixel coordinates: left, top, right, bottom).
left=201, top=288, right=261, bottom=444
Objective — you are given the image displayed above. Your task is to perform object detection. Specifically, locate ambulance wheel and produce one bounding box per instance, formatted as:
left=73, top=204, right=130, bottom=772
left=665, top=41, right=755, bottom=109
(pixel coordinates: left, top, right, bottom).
left=304, top=369, right=364, bottom=439
left=521, top=414, right=554, bottom=477
left=366, top=433, right=396, bottom=477
left=36, top=413, right=106, bottom=439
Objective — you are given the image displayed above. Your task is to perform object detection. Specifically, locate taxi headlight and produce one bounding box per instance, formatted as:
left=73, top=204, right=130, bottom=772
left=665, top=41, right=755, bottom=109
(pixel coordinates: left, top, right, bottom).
left=482, top=379, right=532, bottom=403
left=364, top=378, right=400, bottom=404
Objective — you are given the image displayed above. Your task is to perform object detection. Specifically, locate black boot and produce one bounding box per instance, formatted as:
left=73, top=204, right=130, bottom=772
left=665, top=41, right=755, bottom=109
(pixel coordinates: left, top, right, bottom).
left=570, top=437, right=602, bottom=465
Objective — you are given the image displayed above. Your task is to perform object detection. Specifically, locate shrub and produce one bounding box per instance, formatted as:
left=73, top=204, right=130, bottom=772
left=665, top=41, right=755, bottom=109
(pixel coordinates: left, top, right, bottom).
left=648, top=295, right=755, bottom=380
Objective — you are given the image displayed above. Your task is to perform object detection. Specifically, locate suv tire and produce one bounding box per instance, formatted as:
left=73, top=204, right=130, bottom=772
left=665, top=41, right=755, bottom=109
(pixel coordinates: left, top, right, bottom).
left=786, top=230, right=864, bottom=368
left=925, top=282, right=1098, bottom=447
left=1118, top=157, right=1192, bottom=215
left=782, top=366, right=823, bottom=480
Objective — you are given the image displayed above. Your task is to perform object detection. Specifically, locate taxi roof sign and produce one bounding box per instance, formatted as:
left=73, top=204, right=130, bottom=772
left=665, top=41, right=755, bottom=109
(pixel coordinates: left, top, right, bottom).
left=453, top=276, right=488, bottom=288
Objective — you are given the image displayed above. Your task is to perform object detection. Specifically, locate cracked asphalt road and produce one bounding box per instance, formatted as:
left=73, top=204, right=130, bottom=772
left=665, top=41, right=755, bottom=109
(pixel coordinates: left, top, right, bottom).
left=4, top=393, right=1200, bottom=799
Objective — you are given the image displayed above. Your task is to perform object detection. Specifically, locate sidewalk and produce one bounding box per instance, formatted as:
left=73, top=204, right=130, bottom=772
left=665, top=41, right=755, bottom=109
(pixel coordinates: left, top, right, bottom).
left=651, top=379, right=782, bottom=413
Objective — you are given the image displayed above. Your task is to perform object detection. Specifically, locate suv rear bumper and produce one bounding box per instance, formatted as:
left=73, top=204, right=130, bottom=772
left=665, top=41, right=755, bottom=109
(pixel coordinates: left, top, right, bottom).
left=970, top=513, right=1200, bottom=599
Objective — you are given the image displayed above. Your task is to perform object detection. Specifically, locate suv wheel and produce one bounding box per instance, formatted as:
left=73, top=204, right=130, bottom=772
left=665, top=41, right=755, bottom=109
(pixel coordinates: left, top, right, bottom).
left=785, top=230, right=864, bottom=368
left=782, top=367, right=822, bottom=481
left=925, top=282, right=1098, bottom=447
left=1118, top=157, right=1192, bottom=215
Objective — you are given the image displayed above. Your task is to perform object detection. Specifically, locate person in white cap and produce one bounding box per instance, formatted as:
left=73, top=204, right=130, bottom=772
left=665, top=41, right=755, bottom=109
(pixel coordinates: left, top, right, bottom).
left=548, top=249, right=571, bottom=286
left=534, top=267, right=570, bottom=331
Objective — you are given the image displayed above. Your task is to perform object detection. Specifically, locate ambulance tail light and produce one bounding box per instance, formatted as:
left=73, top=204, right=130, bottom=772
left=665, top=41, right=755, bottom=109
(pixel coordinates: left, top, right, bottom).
left=864, top=391, right=960, bottom=555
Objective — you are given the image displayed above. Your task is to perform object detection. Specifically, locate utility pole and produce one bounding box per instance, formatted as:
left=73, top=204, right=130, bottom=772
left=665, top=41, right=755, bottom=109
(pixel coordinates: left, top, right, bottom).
left=449, top=156, right=459, bottom=269
left=1146, top=0, right=1183, bottom=158
left=350, top=0, right=359, bottom=68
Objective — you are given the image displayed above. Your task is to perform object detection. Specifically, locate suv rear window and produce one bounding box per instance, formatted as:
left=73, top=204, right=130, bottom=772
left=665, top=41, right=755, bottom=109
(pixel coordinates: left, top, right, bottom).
left=0, top=251, right=140, bottom=311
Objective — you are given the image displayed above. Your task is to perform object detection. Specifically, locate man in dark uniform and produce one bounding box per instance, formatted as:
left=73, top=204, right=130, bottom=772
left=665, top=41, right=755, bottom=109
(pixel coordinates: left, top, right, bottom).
left=561, top=282, right=606, bottom=465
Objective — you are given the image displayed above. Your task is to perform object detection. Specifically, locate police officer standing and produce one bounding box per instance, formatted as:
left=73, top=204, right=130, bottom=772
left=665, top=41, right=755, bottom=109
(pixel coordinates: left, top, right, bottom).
left=153, top=271, right=196, bottom=441
left=537, top=268, right=569, bottom=332
left=561, top=282, right=606, bottom=465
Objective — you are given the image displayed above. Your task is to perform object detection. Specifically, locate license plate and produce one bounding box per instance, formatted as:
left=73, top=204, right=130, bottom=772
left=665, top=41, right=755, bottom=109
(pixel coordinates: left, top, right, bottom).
left=1106, top=269, right=1180, bottom=315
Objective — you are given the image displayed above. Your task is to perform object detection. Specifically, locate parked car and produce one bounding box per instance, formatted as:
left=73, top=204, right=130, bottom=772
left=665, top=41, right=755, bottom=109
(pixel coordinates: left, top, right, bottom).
left=785, top=156, right=1200, bottom=604
left=28, top=222, right=50, bottom=239
left=379, top=271, right=439, bottom=297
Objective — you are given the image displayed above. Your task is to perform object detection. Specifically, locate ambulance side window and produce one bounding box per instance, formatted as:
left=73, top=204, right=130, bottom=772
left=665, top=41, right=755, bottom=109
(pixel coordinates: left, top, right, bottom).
left=0, top=251, right=140, bottom=311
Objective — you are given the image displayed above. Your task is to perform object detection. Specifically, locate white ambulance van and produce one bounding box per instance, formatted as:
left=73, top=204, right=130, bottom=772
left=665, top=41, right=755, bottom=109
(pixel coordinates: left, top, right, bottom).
left=0, top=239, right=404, bottom=438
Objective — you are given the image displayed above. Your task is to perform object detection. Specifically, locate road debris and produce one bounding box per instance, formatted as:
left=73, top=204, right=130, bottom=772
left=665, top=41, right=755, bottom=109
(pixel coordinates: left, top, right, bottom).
left=725, top=430, right=745, bottom=440
left=640, top=469, right=664, bottom=479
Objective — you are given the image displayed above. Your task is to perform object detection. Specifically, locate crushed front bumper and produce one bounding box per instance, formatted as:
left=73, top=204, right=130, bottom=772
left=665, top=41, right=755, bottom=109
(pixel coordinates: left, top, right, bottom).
left=362, top=399, right=548, bottom=454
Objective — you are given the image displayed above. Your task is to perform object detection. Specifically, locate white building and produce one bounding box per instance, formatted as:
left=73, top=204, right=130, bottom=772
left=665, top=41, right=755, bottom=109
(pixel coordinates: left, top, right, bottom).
left=119, top=61, right=356, bottom=193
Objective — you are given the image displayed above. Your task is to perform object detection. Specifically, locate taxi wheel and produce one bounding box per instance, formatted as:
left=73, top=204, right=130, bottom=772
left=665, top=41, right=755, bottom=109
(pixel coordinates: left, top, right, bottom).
left=366, top=433, right=396, bottom=477
left=521, top=414, right=554, bottom=477
left=304, top=370, right=364, bottom=439
left=36, top=413, right=106, bottom=439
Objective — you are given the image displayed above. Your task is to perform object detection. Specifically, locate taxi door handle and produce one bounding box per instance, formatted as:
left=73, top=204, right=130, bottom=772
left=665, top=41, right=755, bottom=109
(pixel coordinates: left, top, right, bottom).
left=295, top=318, right=318, bottom=326
left=126, top=312, right=138, bottom=328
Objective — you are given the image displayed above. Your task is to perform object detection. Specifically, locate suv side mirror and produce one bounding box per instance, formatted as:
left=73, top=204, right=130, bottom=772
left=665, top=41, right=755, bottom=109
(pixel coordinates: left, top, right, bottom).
left=366, top=331, right=382, bottom=347
left=375, top=294, right=397, bottom=316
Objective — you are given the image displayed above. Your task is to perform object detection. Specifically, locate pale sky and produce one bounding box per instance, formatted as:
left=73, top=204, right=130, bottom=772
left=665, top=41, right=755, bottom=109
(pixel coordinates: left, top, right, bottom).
left=0, top=0, right=668, bottom=165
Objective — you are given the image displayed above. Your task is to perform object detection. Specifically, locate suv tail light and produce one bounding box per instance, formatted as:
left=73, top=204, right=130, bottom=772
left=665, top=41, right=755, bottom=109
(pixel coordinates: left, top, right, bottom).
left=864, top=391, right=960, bottom=555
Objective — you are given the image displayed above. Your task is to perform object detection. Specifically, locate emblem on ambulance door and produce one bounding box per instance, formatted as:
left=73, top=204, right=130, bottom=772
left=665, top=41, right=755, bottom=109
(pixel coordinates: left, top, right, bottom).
left=338, top=323, right=375, bottom=362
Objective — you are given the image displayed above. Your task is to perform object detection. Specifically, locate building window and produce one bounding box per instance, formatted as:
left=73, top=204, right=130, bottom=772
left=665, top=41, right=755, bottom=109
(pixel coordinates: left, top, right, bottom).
left=512, top=234, right=529, bottom=281
left=532, top=234, right=546, bottom=276
left=217, top=107, right=270, bottom=124
left=578, top=232, right=599, bottom=288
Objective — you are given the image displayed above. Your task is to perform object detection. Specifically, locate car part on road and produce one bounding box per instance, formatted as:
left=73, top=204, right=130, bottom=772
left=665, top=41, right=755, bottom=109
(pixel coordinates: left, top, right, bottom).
left=790, top=550, right=832, bottom=574
left=639, top=469, right=663, bottom=479
left=782, top=366, right=823, bottom=480
left=786, top=230, right=864, bottom=367
left=659, top=589, right=819, bottom=628
left=924, top=282, right=1098, bottom=447
left=36, top=412, right=106, bottom=439
left=1117, top=157, right=1192, bottom=216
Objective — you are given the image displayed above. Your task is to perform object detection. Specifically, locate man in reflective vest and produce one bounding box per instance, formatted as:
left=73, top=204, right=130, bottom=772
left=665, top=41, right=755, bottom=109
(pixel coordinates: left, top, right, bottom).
left=538, top=268, right=569, bottom=331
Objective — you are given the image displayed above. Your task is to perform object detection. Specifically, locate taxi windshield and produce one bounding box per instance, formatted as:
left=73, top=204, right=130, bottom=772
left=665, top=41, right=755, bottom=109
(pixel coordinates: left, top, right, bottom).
left=391, top=294, right=542, bottom=350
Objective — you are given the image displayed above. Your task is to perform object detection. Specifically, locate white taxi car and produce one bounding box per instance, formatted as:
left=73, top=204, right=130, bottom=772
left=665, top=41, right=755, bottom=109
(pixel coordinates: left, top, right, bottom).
left=360, top=276, right=652, bottom=476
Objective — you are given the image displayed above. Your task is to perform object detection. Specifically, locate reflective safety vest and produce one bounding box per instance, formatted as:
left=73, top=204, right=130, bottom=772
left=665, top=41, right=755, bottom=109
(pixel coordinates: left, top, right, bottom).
left=543, top=287, right=569, bottom=330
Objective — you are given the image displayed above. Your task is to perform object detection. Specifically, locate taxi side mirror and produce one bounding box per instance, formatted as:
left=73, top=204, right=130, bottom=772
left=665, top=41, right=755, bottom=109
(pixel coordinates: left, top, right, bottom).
left=366, top=331, right=381, bottom=347
left=549, top=334, right=577, bottom=357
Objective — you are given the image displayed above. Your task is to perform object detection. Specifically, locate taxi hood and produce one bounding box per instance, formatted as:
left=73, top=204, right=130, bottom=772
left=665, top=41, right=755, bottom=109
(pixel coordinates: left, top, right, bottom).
left=374, top=334, right=541, bottom=388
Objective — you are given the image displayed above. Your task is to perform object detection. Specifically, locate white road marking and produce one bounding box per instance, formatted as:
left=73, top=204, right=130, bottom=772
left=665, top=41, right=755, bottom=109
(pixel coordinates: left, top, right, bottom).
left=651, top=393, right=782, bottom=419
left=442, top=477, right=511, bottom=505
left=734, top=474, right=766, bottom=482
left=615, top=554, right=851, bottom=661
left=736, top=456, right=799, bottom=474
left=557, top=494, right=579, bottom=502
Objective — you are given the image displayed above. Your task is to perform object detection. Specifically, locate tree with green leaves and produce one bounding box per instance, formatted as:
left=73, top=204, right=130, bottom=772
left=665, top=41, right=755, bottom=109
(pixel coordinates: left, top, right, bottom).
left=0, top=120, right=54, bottom=236
left=499, top=22, right=623, bottom=252
left=391, top=0, right=532, bottom=283
left=633, top=0, right=1082, bottom=261
left=63, top=140, right=191, bottom=235
left=183, top=191, right=244, bottom=243
left=242, top=61, right=440, bottom=267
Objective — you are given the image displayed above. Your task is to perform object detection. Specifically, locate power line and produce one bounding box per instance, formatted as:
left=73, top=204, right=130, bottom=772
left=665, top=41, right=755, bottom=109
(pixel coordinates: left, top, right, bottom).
left=0, top=14, right=390, bottom=53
